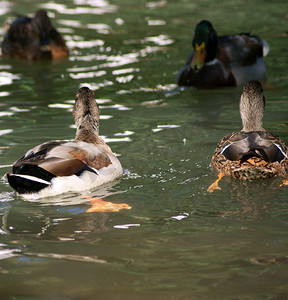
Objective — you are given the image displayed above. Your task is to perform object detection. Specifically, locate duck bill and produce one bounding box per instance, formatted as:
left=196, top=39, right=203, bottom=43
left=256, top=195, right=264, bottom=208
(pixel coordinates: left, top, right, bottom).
left=40, top=44, right=51, bottom=52
left=190, top=42, right=207, bottom=71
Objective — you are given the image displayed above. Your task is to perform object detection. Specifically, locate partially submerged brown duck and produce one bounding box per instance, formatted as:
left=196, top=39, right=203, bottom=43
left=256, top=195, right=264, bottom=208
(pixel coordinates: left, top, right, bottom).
left=1, top=9, right=69, bottom=60
left=208, top=80, right=288, bottom=192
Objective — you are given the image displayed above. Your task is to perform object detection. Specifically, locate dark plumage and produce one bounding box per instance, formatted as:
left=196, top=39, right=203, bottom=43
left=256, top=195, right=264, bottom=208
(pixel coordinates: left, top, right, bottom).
left=1, top=9, right=69, bottom=60
left=177, top=20, right=268, bottom=88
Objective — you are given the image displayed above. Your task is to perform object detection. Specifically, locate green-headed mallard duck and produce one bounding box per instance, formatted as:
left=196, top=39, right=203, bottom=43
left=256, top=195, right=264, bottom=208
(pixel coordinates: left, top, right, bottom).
left=208, top=80, right=288, bottom=192
left=177, top=20, right=268, bottom=89
left=5, top=87, right=123, bottom=198
left=1, top=9, right=69, bottom=60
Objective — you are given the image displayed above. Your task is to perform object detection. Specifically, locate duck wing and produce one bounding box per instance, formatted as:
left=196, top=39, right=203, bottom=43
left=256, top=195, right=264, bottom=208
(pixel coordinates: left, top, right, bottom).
left=7, top=140, right=112, bottom=194
left=218, top=34, right=264, bottom=66
left=49, top=28, right=69, bottom=59
left=13, top=140, right=112, bottom=176
left=221, top=131, right=287, bottom=163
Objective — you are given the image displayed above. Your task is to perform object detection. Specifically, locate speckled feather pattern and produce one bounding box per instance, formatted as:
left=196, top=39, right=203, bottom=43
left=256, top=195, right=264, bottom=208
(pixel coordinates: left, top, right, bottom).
left=211, top=131, right=288, bottom=180
left=210, top=81, right=288, bottom=181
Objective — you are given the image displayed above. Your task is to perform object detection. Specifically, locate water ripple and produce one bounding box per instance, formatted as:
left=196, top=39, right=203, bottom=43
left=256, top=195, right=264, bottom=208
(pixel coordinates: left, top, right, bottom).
left=0, top=129, right=12, bottom=136
left=143, top=34, right=174, bottom=46
left=0, top=72, right=20, bottom=86
left=0, top=1, right=11, bottom=16
left=112, top=68, right=139, bottom=75
left=69, top=70, right=106, bottom=79
left=86, top=23, right=111, bottom=34
left=66, top=39, right=104, bottom=49
left=152, top=124, right=181, bottom=133
left=41, top=1, right=117, bottom=14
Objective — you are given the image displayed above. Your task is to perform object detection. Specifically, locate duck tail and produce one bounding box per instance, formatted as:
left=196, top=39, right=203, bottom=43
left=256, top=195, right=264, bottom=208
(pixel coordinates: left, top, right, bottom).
left=5, top=173, right=51, bottom=194
left=261, top=40, right=269, bottom=57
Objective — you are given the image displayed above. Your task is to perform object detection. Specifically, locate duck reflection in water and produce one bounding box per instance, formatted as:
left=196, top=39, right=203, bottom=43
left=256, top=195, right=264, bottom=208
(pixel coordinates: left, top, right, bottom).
left=1, top=182, right=130, bottom=242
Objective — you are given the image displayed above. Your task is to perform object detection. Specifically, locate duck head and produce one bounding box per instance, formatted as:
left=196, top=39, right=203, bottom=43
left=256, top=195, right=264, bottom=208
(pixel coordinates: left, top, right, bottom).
left=191, top=20, right=218, bottom=71
left=73, top=87, right=100, bottom=141
left=240, top=80, right=265, bottom=132
left=31, top=10, right=53, bottom=50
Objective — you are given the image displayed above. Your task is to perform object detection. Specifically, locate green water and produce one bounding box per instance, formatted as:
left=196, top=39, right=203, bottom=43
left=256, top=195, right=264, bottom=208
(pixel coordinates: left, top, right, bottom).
left=0, top=0, right=288, bottom=298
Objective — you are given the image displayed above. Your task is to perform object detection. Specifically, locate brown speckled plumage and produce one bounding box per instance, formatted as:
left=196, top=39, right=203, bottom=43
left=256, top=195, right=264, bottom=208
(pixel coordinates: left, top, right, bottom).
left=1, top=9, right=69, bottom=60
left=210, top=80, right=288, bottom=181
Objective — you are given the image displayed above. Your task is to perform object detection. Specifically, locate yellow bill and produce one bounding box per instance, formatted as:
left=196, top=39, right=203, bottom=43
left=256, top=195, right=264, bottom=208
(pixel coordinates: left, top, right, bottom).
left=191, top=42, right=207, bottom=71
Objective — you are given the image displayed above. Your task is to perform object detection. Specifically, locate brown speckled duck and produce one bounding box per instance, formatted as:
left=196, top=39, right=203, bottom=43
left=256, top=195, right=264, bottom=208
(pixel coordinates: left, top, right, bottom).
left=5, top=87, right=123, bottom=198
left=208, top=80, right=288, bottom=192
left=177, top=20, right=268, bottom=89
left=1, top=9, right=69, bottom=60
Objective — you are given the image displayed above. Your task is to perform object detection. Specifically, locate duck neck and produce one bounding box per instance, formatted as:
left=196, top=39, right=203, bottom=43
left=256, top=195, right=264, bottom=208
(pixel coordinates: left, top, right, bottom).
left=75, top=115, right=100, bottom=144
left=241, top=117, right=264, bottom=132
left=206, top=37, right=218, bottom=63
left=240, top=95, right=264, bottom=132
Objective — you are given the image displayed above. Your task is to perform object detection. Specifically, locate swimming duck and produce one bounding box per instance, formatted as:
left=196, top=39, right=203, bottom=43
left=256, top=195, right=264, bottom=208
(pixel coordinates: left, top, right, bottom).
left=208, top=80, right=288, bottom=192
left=177, top=20, right=268, bottom=89
left=1, top=9, right=69, bottom=60
left=5, top=87, right=123, bottom=197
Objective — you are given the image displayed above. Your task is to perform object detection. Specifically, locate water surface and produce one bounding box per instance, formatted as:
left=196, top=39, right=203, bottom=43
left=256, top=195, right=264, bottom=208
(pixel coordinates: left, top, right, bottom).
left=0, top=0, right=288, bottom=298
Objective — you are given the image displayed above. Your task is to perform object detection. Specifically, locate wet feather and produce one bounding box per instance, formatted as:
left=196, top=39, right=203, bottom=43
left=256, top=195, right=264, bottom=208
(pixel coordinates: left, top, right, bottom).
left=177, top=20, right=267, bottom=88
left=210, top=80, right=288, bottom=182
left=5, top=87, right=122, bottom=197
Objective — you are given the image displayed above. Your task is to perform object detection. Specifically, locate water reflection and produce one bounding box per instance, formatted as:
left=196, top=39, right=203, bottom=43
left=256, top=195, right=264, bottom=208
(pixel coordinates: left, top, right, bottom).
left=142, top=34, right=174, bottom=46
left=0, top=0, right=288, bottom=298
left=0, top=71, right=20, bottom=86
left=146, top=0, right=167, bottom=8
left=0, top=181, right=128, bottom=242
left=0, top=200, right=111, bottom=263
left=66, top=39, right=104, bottom=49
left=41, top=1, right=117, bottom=14
left=147, top=19, right=166, bottom=26
left=205, top=176, right=287, bottom=218
left=0, top=1, right=11, bottom=17
left=69, top=70, right=106, bottom=79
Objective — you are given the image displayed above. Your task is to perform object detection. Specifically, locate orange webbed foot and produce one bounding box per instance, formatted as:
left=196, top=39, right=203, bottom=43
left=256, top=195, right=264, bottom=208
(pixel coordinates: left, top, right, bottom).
left=207, top=173, right=225, bottom=193
left=280, top=178, right=288, bottom=187
left=82, top=195, right=131, bottom=213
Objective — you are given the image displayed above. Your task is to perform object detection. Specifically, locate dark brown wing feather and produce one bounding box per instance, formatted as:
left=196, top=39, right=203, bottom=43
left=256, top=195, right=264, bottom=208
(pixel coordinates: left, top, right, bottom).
left=13, top=140, right=112, bottom=178
left=219, top=34, right=263, bottom=66
left=13, top=140, right=66, bottom=170
left=221, top=131, right=286, bottom=163
left=211, top=131, right=288, bottom=178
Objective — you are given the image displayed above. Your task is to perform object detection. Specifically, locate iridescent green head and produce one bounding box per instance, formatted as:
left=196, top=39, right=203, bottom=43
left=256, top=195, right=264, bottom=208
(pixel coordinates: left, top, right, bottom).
left=191, top=20, right=218, bottom=70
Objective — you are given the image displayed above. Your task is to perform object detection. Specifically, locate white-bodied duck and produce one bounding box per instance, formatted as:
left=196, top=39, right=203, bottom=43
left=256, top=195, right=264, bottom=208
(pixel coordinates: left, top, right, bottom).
left=5, top=87, right=123, bottom=197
